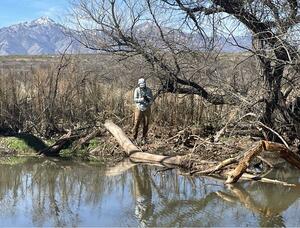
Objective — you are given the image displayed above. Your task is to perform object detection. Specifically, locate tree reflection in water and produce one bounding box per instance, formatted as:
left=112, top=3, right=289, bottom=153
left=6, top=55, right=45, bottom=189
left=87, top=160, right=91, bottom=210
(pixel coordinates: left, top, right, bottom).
left=0, top=159, right=299, bottom=226
left=0, top=159, right=108, bottom=226
left=130, top=164, right=300, bottom=227
left=217, top=167, right=300, bottom=227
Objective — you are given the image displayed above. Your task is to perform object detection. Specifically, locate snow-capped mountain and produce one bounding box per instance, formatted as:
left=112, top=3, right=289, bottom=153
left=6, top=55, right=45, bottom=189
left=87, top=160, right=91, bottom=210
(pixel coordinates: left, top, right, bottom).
left=0, top=17, right=85, bottom=55
left=133, top=21, right=252, bottom=52
left=0, top=17, right=251, bottom=55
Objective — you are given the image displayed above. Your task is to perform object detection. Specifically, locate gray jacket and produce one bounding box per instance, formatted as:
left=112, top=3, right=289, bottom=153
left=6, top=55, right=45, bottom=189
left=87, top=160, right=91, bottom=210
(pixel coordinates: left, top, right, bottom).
left=133, top=87, right=153, bottom=111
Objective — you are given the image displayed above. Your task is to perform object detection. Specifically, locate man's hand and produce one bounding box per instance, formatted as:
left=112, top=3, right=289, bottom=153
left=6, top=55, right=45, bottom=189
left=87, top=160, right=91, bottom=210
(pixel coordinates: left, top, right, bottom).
left=143, top=96, right=150, bottom=103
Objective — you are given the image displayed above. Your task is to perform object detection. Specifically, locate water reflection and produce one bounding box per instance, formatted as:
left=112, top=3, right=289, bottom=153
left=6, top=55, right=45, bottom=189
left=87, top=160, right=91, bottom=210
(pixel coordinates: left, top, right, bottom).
left=0, top=159, right=299, bottom=226
left=237, top=168, right=300, bottom=227
left=0, top=159, right=108, bottom=226
left=132, top=166, right=154, bottom=227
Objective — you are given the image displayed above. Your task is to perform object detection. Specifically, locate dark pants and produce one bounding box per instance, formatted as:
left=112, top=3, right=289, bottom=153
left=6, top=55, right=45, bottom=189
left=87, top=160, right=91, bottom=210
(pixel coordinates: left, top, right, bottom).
left=132, top=107, right=151, bottom=139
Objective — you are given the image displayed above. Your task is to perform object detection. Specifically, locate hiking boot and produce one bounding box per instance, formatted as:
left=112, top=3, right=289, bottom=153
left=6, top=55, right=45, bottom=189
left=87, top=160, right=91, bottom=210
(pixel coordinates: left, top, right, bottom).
left=132, top=134, right=137, bottom=142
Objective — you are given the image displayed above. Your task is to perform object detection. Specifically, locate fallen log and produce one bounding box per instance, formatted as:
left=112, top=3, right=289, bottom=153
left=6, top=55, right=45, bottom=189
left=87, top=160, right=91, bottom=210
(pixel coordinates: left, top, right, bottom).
left=225, top=142, right=263, bottom=184
left=192, top=156, right=241, bottom=175
left=263, top=141, right=300, bottom=169
left=39, top=130, right=81, bottom=156
left=240, top=173, right=296, bottom=187
left=71, top=128, right=103, bottom=153
left=38, top=126, right=105, bottom=157
left=104, top=120, right=184, bottom=166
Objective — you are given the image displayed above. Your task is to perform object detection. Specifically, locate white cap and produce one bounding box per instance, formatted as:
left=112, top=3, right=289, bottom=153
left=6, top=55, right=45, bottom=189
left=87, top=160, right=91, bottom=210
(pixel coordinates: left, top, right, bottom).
left=138, top=78, right=146, bottom=87
left=138, top=78, right=145, bottom=84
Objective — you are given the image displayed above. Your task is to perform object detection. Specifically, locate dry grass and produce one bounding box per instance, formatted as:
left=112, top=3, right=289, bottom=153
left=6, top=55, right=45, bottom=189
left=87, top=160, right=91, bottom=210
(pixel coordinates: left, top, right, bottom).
left=0, top=53, right=269, bottom=139
left=0, top=55, right=236, bottom=138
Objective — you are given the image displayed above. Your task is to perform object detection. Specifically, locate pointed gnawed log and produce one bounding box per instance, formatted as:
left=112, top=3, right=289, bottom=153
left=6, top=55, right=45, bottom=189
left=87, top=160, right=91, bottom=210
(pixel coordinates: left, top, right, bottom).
left=226, top=140, right=300, bottom=184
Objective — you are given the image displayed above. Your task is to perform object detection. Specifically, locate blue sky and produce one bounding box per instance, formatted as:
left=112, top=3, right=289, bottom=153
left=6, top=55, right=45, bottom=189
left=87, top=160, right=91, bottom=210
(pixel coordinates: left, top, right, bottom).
left=0, top=0, right=70, bottom=27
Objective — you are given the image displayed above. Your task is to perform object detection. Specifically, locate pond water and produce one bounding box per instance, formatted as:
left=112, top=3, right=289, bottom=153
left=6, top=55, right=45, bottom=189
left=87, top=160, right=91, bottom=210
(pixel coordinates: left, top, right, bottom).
left=0, top=158, right=300, bottom=227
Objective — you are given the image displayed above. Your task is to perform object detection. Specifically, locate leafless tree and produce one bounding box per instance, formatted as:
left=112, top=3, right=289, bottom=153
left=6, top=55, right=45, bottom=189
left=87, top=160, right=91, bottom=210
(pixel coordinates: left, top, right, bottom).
left=70, top=0, right=240, bottom=103
left=70, top=0, right=300, bottom=143
left=163, top=0, right=300, bottom=140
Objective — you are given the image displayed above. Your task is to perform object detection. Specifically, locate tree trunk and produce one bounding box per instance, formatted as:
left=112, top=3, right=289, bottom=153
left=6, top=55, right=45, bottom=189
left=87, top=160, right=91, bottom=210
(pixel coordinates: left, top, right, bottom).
left=261, top=61, right=284, bottom=141
left=104, top=120, right=184, bottom=166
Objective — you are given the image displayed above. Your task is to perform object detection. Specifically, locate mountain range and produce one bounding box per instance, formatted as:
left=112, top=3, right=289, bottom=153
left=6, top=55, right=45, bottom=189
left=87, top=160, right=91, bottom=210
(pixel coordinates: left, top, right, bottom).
left=0, top=17, right=252, bottom=55
left=0, top=17, right=85, bottom=55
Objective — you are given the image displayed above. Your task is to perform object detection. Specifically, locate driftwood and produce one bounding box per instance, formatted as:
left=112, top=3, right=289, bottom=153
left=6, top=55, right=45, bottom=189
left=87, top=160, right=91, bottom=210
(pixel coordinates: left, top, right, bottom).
left=104, top=120, right=300, bottom=185
left=239, top=173, right=296, bottom=187
left=225, top=141, right=264, bottom=183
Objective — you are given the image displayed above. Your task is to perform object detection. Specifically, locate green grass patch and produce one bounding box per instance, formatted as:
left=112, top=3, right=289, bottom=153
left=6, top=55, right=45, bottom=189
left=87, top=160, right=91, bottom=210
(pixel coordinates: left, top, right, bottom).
left=0, top=135, right=48, bottom=155
left=0, top=156, right=30, bottom=165
left=59, top=148, right=74, bottom=158
left=0, top=137, right=33, bottom=154
left=59, top=147, right=89, bottom=159
left=59, top=139, right=102, bottom=159
left=88, top=139, right=101, bottom=150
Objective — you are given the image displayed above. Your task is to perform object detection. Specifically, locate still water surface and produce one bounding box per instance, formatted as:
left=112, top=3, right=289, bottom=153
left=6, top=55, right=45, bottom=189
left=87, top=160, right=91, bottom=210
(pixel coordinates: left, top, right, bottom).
left=0, top=158, right=300, bottom=227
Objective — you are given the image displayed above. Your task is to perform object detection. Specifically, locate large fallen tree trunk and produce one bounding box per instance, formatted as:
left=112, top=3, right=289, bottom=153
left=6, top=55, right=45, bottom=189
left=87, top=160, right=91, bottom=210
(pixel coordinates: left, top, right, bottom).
left=104, top=120, right=184, bottom=166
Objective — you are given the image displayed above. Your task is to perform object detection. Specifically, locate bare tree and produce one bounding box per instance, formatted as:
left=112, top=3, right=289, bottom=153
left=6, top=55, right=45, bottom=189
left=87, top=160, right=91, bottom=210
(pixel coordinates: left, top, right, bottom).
left=164, top=0, right=300, bottom=139
left=70, top=0, right=241, bottom=103
left=70, top=0, right=300, bottom=143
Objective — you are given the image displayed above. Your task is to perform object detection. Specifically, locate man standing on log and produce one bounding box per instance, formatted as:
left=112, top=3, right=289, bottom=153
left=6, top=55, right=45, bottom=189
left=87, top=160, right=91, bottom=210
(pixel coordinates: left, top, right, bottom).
left=132, top=78, right=153, bottom=142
